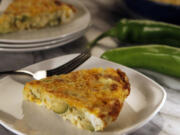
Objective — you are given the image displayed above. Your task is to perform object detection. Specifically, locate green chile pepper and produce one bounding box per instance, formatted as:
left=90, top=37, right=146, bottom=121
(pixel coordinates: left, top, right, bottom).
left=101, top=45, right=180, bottom=78
left=88, top=19, right=180, bottom=48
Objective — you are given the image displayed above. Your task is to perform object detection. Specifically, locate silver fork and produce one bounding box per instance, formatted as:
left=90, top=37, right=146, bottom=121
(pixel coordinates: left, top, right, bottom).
left=0, top=50, right=91, bottom=80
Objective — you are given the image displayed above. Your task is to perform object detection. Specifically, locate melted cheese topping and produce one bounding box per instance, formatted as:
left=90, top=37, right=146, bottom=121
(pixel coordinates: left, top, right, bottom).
left=23, top=68, right=130, bottom=131
left=4, top=0, right=76, bottom=16
left=0, top=0, right=76, bottom=33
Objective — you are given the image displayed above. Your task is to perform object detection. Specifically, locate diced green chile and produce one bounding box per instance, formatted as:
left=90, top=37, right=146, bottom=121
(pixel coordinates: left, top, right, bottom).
left=101, top=45, right=180, bottom=78
left=21, top=15, right=29, bottom=22
left=81, top=120, right=94, bottom=131
left=51, top=102, right=68, bottom=114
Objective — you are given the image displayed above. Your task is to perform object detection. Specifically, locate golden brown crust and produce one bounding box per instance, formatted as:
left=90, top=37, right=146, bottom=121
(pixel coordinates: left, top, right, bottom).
left=0, top=0, right=76, bottom=33
left=117, top=69, right=130, bottom=94
left=24, top=68, right=130, bottom=129
left=4, top=0, right=76, bottom=16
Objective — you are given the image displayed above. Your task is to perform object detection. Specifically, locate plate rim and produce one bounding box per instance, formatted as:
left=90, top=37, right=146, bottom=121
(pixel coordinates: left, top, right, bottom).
left=0, top=31, right=85, bottom=52
left=0, top=28, right=88, bottom=48
left=0, top=54, right=167, bottom=135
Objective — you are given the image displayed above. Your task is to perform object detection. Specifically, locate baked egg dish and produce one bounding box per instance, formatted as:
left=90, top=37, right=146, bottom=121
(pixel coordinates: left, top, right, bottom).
left=152, top=0, right=180, bottom=5
left=0, top=0, right=76, bottom=34
left=23, top=68, right=130, bottom=131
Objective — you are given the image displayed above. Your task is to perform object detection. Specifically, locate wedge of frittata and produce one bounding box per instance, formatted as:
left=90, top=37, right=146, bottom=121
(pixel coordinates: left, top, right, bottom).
left=23, top=68, right=130, bottom=131
left=0, top=0, right=76, bottom=33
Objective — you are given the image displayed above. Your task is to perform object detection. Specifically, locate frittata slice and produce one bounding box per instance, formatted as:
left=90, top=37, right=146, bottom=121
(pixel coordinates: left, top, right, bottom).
left=0, top=0, right=76, bottom=34
left=23, top=68, right=130, bottom=131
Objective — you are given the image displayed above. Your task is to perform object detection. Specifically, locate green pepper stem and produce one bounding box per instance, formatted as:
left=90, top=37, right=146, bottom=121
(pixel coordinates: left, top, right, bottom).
left=87, top=32, right=109, bottom=49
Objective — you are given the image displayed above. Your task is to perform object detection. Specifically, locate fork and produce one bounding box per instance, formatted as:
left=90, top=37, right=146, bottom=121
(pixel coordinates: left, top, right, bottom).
left=0, top=50, right=91, bottom=80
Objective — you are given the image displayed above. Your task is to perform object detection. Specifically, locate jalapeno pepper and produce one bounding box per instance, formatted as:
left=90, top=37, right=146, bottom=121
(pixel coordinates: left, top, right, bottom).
left=101, top=45, right=180, bottom=78
left=88, top=19, right=180, bottom=48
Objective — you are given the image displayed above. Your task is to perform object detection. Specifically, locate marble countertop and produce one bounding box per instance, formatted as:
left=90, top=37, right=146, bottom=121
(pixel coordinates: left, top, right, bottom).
left=0, top=0, right=180, bottom=135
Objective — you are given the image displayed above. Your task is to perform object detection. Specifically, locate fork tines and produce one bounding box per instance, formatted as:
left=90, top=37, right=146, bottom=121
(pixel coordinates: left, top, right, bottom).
left=47, top=50, right=91, bottom=76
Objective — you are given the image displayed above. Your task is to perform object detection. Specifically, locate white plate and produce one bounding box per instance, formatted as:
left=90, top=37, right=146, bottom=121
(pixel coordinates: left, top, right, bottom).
left=0, top=29, right=87, bottom=48
left=0, top=32, right=84, bottom=52
left=0, top=54, right=166, bottom=135
left=0, top=0, right=90, bottom=43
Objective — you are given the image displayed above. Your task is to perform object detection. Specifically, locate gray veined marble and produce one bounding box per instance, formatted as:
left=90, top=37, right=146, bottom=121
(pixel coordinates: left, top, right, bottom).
left=0, top=0, right=180, bottom=135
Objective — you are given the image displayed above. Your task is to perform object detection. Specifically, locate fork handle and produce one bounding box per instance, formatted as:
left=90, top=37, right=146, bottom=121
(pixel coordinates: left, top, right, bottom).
left=0, top=70, right=33, bottom=77
left=0, top=70, right=16, bottom=74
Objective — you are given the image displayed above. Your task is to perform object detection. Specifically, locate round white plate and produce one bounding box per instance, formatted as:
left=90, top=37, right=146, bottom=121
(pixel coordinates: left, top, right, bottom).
left=0, top=27, right=87, bottom=47
left=0, top=32, right=84, bottom=52
left=0, top=0, right=90, bottom=43
left=0, top=54, right=166, bottom=135
left=0, top=29, right=87, bottom=48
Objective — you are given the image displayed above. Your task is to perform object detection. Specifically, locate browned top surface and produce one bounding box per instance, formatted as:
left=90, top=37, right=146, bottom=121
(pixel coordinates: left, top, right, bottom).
left=24, top=68, right=130, bottom=121
left=4, top=0, right=76, bottom=16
